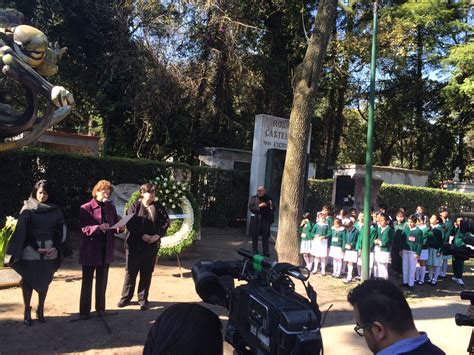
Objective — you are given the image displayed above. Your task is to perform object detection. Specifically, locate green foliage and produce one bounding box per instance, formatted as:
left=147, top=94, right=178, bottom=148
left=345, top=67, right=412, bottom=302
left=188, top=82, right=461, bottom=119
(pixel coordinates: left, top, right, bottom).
left=0, top=149, right=247, bottom=229
left=378, top=184, right=474, bottom=217
left=124, top=191, right=141, bottom=215
left=165, top=220, right=183, bottom=236
left=190, top=166, right=249, bottom=227
left=0, top=216, right=17, bottom=268
left=2, top=1, right=471, bottom=184
left=306, top=179, right=334, bottom=213
left=306, top=179, right=473, bottom=217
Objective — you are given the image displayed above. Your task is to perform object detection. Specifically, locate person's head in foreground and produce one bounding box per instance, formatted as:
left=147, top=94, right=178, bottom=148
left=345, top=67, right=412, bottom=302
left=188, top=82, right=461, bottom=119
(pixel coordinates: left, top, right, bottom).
left=143, top=303, right=223, bottom=355
left=347, top=278, right=445, bottom=354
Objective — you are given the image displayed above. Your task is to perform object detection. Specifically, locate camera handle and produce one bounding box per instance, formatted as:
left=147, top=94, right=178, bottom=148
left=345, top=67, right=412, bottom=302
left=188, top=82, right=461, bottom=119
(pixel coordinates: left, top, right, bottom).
left=461, top=291, right=474, bottom=354
left=468, top=330, right=474, bottom=355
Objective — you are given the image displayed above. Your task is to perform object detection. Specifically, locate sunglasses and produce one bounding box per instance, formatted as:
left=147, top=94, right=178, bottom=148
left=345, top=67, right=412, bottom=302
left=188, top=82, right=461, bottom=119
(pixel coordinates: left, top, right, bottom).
left=354, top=321, right=374, bottom=337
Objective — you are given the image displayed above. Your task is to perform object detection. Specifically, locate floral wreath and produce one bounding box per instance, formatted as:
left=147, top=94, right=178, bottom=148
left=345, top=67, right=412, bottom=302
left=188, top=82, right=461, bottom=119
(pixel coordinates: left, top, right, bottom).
left=125, top=172, right=200, bottom=257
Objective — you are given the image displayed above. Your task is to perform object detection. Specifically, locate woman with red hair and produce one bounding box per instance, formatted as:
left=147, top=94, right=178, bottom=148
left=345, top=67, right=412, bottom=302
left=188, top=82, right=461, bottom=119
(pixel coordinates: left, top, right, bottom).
left=78, top=180, right=119, bottom=319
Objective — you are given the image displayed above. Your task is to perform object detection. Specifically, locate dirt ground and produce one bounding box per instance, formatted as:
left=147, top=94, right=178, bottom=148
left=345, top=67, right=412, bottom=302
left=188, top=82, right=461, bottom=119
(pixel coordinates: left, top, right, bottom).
left=0, top=227, right=472, bottom=354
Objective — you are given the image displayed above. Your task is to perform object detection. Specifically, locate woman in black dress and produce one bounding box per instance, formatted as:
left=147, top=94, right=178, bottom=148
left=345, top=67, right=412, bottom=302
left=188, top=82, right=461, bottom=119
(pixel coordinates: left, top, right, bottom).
left=117, top=183, right=169, bottom=310
left=7, top=180, right=67, bottom=325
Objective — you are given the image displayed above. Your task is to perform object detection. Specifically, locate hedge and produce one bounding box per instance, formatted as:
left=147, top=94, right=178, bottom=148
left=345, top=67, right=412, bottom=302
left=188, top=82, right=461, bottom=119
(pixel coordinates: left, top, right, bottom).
left=306, top=179, right=334, bottom=213
left=378, top=184, right=473, bottom=216
left=0, top=148, right=249, bottom=228
left=307, top=179, right=473, bottom=216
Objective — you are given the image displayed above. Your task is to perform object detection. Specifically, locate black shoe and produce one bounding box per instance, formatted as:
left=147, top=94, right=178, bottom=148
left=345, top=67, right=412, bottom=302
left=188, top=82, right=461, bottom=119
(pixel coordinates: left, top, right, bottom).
left=79, top=313, right=89, bottom=320
left=36, top=305, right=45, bottom=323
left=117, top=299, right=130, bottom=308
left=24, top=307, right=32, bottom=326
left=138, top=302, right=147, bottom=311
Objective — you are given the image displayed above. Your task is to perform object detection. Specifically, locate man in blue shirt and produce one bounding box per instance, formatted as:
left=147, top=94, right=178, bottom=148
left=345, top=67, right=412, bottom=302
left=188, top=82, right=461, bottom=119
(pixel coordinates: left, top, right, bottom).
left=348, top=279, right=444, bottom=354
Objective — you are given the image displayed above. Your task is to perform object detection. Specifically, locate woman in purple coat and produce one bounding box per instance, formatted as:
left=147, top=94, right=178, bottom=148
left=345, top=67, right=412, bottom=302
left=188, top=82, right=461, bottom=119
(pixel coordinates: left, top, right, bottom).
left=78, top=180, right=119, bottom=319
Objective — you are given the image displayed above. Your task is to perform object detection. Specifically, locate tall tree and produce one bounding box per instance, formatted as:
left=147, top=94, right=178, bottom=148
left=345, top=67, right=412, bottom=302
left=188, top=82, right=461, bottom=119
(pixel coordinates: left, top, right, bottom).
left=276, top=0, right=338, bottom=263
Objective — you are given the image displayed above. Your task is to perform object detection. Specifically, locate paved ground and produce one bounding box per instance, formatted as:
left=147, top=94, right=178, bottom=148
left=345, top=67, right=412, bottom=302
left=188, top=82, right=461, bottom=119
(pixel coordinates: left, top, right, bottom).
left=0, top=227, right=471, bottom=354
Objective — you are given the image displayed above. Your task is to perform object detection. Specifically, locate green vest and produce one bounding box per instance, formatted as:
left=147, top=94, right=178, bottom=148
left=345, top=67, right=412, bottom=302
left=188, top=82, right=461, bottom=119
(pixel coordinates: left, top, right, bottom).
left=331, top=228, right=345, bottom=247
left=310, top=222, right=331, bottom=240
left=376, top=226, right=394, bottom=252
left=343, top=227, right=359, bottom=251
left=300, top=221, right=314, bottom=241
left=402, top=226, right=423, bottom=255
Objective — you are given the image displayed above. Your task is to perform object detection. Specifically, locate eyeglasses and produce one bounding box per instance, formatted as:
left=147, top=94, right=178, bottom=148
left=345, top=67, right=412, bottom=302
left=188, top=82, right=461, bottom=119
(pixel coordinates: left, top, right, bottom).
left=354, top=321, right=374, bottom=337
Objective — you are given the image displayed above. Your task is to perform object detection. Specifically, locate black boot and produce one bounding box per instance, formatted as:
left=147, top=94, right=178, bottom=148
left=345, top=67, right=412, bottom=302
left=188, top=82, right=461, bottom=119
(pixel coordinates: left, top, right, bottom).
left=24, top=307, right=32, bottom=326
left=36, top=304, right=45, bottom=323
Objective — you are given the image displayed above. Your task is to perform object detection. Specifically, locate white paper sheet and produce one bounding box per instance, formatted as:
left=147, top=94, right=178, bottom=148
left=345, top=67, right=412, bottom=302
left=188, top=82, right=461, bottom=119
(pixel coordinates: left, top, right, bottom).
left=109, top=213, right=134, bottom=229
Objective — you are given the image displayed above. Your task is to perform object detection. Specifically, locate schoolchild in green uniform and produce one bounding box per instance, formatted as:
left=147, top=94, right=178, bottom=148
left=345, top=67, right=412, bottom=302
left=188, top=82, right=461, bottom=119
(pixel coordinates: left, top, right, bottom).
left=299, top=212, right=314, bottom=271
left=322, top=205, right=334, bottom=229
left=415, top=215, right=429, bottom=285
left=391, top=210, right=406, bottom=275
left=452, top=217, right=469, bottom=286
left=426, top=214, right=444, bottom=286
left=439, top=206, right=454, bottom=278
left=374, top=213, right=394, bottom=280
left=343, top=220, right=358, bottom=283
left=401, top=214, right=423, bottom=290
left=309, top=213, right=331, bottom=275
left=329, top=218, right=345, bottom=278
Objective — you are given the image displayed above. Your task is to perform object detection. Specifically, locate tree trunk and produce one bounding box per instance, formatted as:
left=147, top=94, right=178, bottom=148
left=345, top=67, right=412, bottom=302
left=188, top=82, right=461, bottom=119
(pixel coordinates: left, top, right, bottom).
left=276, top=0, right=338, bottom=264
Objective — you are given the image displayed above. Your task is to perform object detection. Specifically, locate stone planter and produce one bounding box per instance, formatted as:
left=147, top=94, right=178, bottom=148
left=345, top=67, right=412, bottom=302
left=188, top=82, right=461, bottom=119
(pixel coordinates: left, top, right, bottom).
left=0, top=266, right=20, bottom=288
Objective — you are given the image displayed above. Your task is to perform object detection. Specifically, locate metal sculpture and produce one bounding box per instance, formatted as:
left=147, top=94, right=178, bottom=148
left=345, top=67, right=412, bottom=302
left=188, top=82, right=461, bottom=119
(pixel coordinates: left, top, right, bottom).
left=0, top=8, right=74, bottom=151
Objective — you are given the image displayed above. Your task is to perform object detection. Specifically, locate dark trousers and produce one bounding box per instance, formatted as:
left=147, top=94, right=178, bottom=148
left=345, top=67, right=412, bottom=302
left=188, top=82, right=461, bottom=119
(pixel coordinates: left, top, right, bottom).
left=120, top=248, right=156, bottom=304
left=390, top=245, right=402, bottom=274
left=252, top=228, right=270, bottom=256
left=80, top=264, right=109, bottom=316
left=453, top=257, right=464, bottom=279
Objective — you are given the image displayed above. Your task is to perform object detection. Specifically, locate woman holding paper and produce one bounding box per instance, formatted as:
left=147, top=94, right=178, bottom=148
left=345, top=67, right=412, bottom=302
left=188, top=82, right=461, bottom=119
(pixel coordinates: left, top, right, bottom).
left=78, top=179, right=119, bottom=319
left=117, top=183, right=169, bottom=310
left=7, top=180, right=67, bottom=325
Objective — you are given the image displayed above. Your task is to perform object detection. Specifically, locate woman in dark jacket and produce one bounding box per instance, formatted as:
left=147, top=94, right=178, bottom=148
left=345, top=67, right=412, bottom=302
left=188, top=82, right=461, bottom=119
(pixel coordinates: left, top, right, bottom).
left=117, top=183, right=169, bottom=310
left=78, top=179, right=119, bottom=319
left=7, top=180, right=67, bottom=325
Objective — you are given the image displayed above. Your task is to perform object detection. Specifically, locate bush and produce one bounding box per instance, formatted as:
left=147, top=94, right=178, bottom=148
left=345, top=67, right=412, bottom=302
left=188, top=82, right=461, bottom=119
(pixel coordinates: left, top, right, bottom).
left=378, top=184, right=473, bottom=216
left=306, top=179, right=333, bottom=213
left=306, top=179, right=473, bottom=216
left=0, top=148, right=249, bottom=228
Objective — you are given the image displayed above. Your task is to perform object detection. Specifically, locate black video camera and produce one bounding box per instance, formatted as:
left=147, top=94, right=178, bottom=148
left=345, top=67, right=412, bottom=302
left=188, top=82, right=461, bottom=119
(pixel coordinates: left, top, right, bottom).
left=192, top=249, right=323, bottom=355
left=456, top=291, right=474, bottom=327
left=442, top=235, right=474, bottom=261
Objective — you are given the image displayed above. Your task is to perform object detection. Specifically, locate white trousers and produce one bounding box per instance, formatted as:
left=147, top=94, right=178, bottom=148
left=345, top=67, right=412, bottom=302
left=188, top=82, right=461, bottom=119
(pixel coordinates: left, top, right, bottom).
left=332, top=258, right=342, bottom=276
left=376, top=262, right=389, bottom=279
left=403, top=250, right=417, bottom=286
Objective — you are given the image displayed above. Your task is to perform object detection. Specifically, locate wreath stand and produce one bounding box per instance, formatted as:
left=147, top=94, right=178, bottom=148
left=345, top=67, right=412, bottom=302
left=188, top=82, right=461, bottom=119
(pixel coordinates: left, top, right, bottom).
left=156, top=254, right=184, bottom=278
